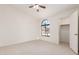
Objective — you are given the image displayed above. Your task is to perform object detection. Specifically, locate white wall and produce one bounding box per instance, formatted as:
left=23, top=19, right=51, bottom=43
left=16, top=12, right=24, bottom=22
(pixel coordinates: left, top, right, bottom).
left=38, top=17, right=60, bottom=44
left=38, top=7, right=76, bottom=44
left=69, top=10, right=78, bottom=53
left=59, top=10, right=78, bottom=53
left=60, top=18, right=70, bottom=25
left=0, top=5, right=39, bottom=47
left=39, top=9, right=78, bottom=45
left=0, top=5, right=78, bottom=47
left=38, top=10, right=75, bottom=44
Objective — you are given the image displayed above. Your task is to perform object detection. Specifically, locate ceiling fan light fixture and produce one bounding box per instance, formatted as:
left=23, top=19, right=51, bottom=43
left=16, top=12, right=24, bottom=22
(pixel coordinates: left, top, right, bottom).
left=29, top=4, right=46, bottom=12
left=36, top=9, right=39, bottom=12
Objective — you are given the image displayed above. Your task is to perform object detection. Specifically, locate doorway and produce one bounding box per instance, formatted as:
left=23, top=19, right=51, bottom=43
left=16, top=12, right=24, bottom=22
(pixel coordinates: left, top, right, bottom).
left=59, top=24, right=70, bottom=45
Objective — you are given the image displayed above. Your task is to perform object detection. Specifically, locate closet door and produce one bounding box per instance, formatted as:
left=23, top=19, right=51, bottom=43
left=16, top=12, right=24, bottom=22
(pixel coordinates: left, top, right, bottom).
left=70, top=11, right=78, bottom=54
left=60, top=25, right=70, bottom=43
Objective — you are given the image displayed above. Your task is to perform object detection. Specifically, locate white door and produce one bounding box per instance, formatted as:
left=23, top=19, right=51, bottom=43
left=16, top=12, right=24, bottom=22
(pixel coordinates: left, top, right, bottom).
left=70, top=11, right=78, bottom=54
left=60, top=25, right=70, bottom=44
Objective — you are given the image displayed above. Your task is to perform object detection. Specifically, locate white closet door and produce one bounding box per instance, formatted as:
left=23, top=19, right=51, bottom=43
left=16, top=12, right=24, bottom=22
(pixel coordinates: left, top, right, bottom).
left=70, top=11, right=78, bottom=54
left=60, top=25, right=70, bottom=43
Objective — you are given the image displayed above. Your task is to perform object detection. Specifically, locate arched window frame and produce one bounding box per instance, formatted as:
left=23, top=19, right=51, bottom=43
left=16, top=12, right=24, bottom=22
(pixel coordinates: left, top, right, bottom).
left=41, top=19, right=50, bottom=37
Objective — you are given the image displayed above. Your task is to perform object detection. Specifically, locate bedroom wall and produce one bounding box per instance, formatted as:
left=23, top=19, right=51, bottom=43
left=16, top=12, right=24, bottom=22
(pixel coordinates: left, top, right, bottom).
left=0, top=5, right=78, bottom=47
left=59, top=10, right=78, bottom=53
left=46, top=18, right=60, bottom=44
left=38, top=10, right=73, bottom=44
left=69, top=10, right=78, bottom=53
left=0, top=5, right=39, bottom=47
left=39, top=8, right=78, bottom=44
left=60, top=18, right=70, bottom=25
left=38, top=17, right=60, bottom=44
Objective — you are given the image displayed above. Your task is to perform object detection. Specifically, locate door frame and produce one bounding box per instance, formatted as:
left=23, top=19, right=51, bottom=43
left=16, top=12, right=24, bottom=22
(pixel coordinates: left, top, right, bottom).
left=59, top=24, right=70, bottom=44
left=78, top=16, right=79, bottom=55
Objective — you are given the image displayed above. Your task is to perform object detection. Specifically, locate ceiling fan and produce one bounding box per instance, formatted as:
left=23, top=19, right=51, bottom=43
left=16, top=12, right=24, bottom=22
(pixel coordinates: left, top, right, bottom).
left=29, top=4, right=46, bottom=12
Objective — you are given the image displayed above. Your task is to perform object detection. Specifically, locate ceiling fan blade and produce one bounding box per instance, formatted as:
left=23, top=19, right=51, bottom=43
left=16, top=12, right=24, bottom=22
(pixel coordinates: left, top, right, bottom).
left=29, top=5, right=34, bottom=8
left=39, top=5, right=46, bottom=9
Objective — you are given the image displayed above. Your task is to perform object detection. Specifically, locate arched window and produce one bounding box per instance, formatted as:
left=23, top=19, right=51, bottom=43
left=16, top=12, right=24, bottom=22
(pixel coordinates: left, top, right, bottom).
left=41, top=19, right=50, bottom=37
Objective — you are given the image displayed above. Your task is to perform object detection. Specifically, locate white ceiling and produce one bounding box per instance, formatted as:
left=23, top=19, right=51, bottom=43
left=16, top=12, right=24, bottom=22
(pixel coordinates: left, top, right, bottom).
left=11, top=4, right=79, bottom=19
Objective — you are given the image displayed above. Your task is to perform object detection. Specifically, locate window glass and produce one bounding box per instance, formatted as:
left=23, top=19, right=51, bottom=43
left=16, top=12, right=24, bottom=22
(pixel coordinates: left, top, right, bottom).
left=41, top=19, right=50, bottom=37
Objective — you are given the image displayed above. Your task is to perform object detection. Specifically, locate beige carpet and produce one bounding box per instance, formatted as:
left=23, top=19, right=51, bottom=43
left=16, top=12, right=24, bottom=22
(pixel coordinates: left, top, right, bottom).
left=0, top=40, right=75, bottom=55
